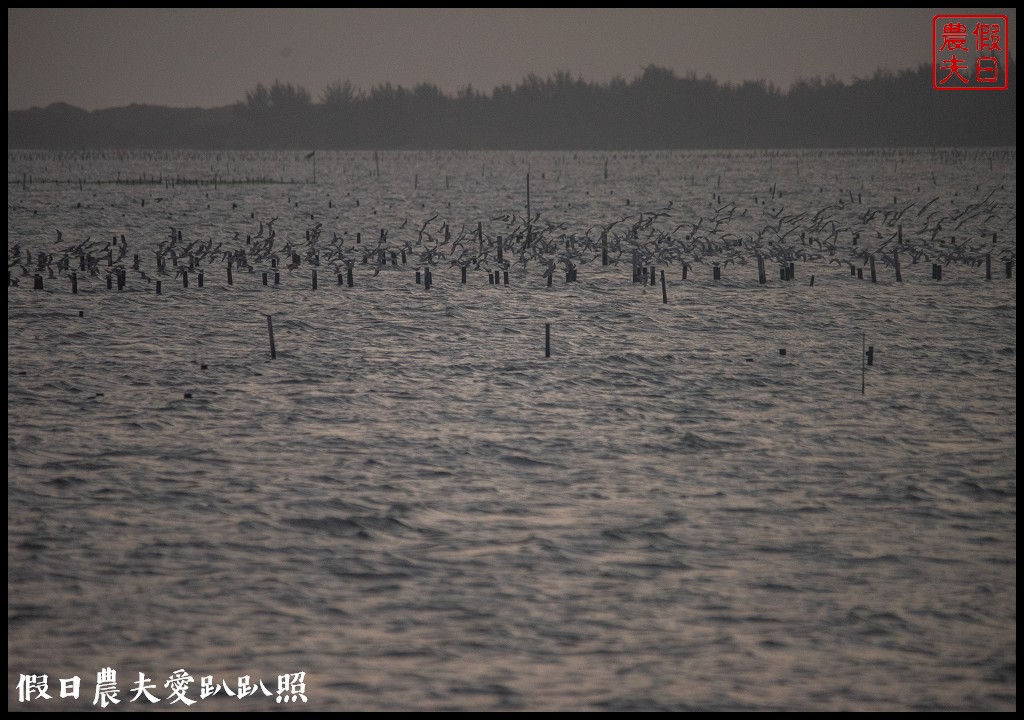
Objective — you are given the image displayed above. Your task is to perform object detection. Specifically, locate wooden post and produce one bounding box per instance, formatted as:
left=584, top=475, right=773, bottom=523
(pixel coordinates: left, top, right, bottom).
left=266, top=316, right=276, bottom=359
left=461, top=265, right=467, bottom=284
left=312, top=269, right=317, bottom=290
left=660, top=270, right=667, bottom=303
left=263, top=272, right=268, bottom=286
left=526, top=173, right=531, bottom=243
left=869, top=255, right=876, bottom=283
left=34, top=274, right=43, bottom=290
left=713, top=265, right=721, bottom=281
left=182, top=271, right=188, bottom=288
left=71, top=273, right=78, bottom=294
left=156, top=280, right=162, bottom=295
left=274, top=272, right=280, bottom=286
left=347, top=267, right=354, bottom=287
left=893, top=250, right=902, bottom=282
left=861, top=332, right=866, bottom=395
left=602, top=232, right=608, bottom=265
left=227, top=265, right=233, bottom=285
left=545, top=323, right=550, bottom=358
left=198, top=272, right=204, bottom=288
left=986, top=254, right=992, bottom=281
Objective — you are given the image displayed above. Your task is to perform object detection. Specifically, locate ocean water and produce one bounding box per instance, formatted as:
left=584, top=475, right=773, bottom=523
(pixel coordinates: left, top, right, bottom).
left=7, top=149, right=1016, bottom=710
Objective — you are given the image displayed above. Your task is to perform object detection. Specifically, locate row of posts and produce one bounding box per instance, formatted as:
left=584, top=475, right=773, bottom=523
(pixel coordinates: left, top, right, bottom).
left=24, top=254, right=1015, bottom=293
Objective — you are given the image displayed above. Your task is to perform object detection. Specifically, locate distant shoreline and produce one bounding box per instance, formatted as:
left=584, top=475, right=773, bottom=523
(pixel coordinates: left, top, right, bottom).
left=8, top=65, right=1016, bottom=150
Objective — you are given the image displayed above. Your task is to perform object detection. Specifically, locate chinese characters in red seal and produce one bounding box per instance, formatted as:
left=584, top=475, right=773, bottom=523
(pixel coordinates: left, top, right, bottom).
left=933, top=15, right=1009, bottom=90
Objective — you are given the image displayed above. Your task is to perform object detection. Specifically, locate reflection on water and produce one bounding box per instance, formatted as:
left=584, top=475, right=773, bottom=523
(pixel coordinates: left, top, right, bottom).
left=7, top=149, right=1016, bottom=710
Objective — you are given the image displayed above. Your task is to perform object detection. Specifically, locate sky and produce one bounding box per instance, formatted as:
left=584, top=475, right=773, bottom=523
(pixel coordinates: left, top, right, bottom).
left=8, top=8, right=1017, bottom=112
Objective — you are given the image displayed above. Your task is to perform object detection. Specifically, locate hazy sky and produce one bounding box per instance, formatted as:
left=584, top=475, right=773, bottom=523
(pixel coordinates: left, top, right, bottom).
left=8, top=8, right=1017, bottom=111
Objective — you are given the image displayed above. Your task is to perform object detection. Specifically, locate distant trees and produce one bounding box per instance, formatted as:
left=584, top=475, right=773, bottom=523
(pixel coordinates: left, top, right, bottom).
left=244, top=81, right=312, bottom=112
left=320, top=80, right=362, bottom=106
left=7, top=63, right=1016, bottom=149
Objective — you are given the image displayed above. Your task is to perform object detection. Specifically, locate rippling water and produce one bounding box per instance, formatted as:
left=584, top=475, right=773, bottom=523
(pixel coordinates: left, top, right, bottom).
left=8, top=149, right=1016, bottom=710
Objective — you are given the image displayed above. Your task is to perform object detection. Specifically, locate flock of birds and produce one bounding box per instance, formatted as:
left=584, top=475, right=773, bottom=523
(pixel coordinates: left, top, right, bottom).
left=7, top=191, right=1017, bottom=290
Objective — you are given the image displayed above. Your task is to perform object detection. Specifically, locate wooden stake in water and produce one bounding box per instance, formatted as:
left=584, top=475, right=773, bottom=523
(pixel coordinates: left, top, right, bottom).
left=861, top=332, right=866, bottom=395
left=526, top=173, right=532, bottom=242
left=266, top=315, right=277, bottom=360
left=545, top=323, right=551, bottom=358
left=893, top=249, right=902, bottom=283
left=660, top=270, right=667, bottom=303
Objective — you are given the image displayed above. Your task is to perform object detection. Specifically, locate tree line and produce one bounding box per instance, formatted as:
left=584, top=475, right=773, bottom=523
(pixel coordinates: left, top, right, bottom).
left=8, top=64, right=1016, bottom=149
